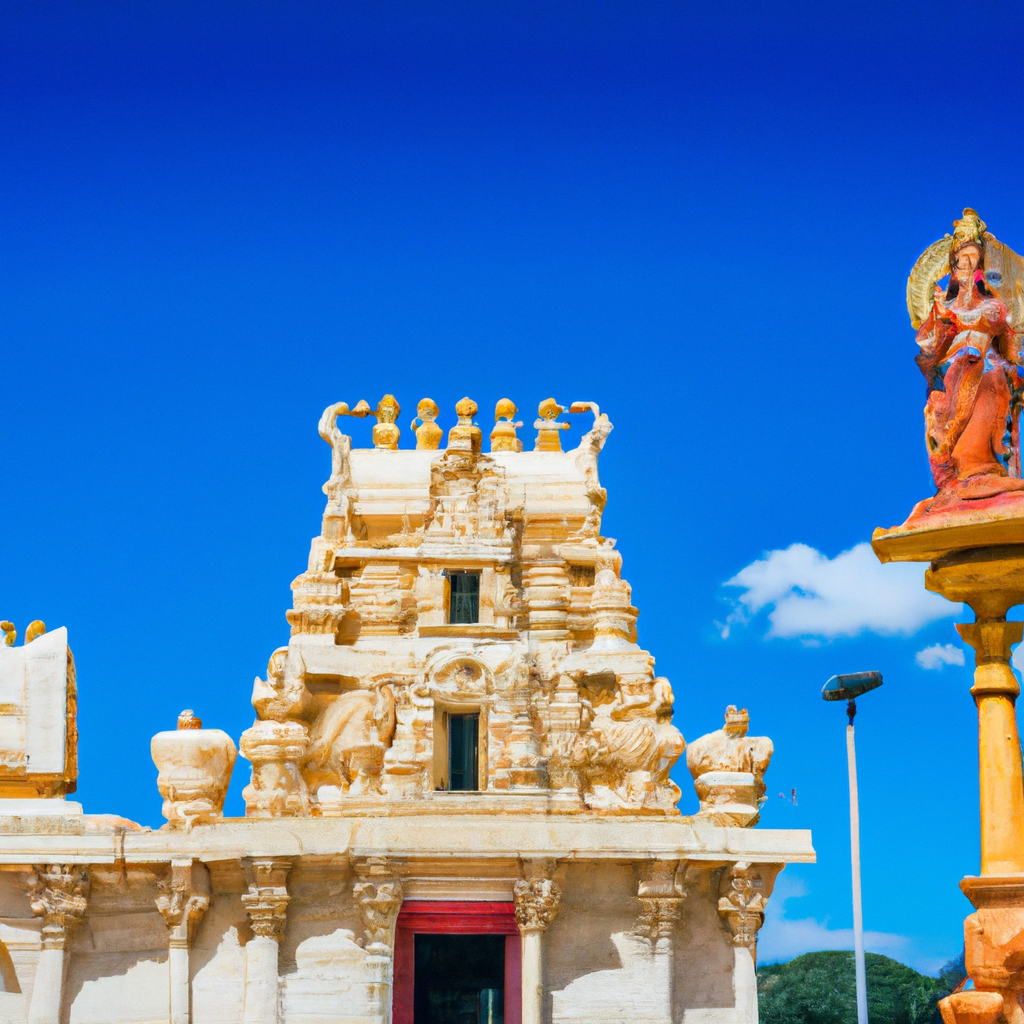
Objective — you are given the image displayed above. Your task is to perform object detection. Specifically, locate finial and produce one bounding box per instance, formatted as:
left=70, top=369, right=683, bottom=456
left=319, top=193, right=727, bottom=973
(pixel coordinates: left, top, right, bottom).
left=411, top=398, right=442, bottom=450
left=1, top=622, right=15, bottom=646
left=371, top=395, right=401, bottom=450
left=723, top=705, right=749, bottom=736
left=534, top=398, right=570, bottom=451
left=491, top=399, right=523, bottom=452
left=24, top=621, right=46, bottom=644
left=177, top=710, right=203, bottom=730
left=447, top=397, right=482, bottom=454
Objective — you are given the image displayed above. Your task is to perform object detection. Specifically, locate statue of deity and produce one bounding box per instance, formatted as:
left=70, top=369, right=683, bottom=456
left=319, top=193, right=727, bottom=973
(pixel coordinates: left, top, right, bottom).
left=909, top=209, right=1024, bottom=503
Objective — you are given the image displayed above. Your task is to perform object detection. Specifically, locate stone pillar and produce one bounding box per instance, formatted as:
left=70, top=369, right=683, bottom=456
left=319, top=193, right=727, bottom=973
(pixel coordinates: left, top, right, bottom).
left=353, top=859, right=404, bottom=1024
left=156, top=860, right=211, bottom=1024
left=718, top=863, right=782, bottom=1024
left=523, top=563, right=570, bottom=643
left=634, top=861, right=686, bottom=1024
left=241, top=859, right=291, bottom=1024
left=27, top=864, right=89, bottom=1024
left=513, top=873, right=562, bottom=1024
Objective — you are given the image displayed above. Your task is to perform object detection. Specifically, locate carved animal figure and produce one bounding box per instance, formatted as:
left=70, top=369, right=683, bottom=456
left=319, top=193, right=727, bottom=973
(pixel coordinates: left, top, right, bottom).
left=304, top=684, right=396, bottom=798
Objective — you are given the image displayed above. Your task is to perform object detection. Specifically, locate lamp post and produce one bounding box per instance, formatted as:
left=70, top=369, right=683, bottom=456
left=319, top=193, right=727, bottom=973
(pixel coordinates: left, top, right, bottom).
left=822, top=670, right=883, bottom=1024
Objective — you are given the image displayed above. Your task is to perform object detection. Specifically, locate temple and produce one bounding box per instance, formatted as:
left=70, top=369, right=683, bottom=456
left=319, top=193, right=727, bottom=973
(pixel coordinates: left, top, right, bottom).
left=0, top=396, right=812, bottom=1024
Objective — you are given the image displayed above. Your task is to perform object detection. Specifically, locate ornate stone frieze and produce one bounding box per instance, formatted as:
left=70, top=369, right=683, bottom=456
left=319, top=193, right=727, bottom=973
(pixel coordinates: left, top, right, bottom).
left=242, top=860, right=292, bottom=942
left=513, top=878, right=562, bottom=933
left=29, top=864, right=89, bottom=950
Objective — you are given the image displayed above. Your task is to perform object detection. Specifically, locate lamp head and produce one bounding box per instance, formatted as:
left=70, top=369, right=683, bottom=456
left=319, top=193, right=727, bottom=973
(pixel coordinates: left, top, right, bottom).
left=821, top=671, right=883, bottom=702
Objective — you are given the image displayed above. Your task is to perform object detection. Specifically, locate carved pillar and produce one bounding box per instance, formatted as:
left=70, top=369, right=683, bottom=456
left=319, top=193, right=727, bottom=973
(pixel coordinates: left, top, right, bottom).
left=523, top=563, right=570, bottom=643
left=718, top=863, right=782, bottom=1024
left=156, top=860, right=210, bottom=1024
left=513, top=871, right=561, bottom=1024
left=634, top=861, right=687, bottom=1024
left=241, top=859, right=291, bottom=1024
left=27, top=864, right=89, bottom=1024
left=354, top=858, right=404, bottom=1024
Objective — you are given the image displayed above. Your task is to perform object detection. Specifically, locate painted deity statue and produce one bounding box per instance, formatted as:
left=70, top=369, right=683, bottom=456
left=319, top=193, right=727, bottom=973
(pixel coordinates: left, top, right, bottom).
left=909, top=209, right=1024, bottom=503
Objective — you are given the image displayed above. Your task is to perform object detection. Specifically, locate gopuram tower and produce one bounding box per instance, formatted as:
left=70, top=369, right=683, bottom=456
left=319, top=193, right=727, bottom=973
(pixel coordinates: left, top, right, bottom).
left=0, top=395, right=812, bottom=1024
left=875, top=210, right=1024, bottom=1024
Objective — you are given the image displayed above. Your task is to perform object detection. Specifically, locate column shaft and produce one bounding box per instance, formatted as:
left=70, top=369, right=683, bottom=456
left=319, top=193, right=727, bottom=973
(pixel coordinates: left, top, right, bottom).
left=520, top=930, right=543, bottom=1024
left=243, top=935, right=281, bottom=1024
left=27, top=947, right=65, bottom=1024
left=169, top=941, right=190, bottom=1024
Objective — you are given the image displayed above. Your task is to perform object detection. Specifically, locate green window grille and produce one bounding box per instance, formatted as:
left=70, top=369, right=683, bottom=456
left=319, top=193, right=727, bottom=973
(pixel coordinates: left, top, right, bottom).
left=448, top=572, right=480, bottom=624
left=448, top=713, right=479, bottom=791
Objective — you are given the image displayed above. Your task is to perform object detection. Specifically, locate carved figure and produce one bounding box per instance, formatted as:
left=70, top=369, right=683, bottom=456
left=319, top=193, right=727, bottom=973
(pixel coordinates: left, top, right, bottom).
left=150, top=711, right=237, bottom=828
left=371, top=395, right=401, bottom=450
left=490, top=398, right=523, bottom=452
left=304, top=683, right=397, bottom=798
left=0, top=621, right=14, bottom=646
left=534, top=398, right=570, bottom=452
left=447, top=397, right=482, bottom=454
left=411, top=398, right=442, bottom=450
left=25, top=620, right=45, bottom=643
left=909, top=209, right=1024, bottom=501
left=686, top=706, right=773, bottom=827
left=240, top=719, right=310, bottom=817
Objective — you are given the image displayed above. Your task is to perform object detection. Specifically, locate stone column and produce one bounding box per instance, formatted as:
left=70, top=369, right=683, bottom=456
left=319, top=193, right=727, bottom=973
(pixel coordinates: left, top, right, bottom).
left=353, top=858, right=404, bottom=1024
left=27, top=864, right=89, bottom=1024
left=718, top=863, right=782, bottom=1024
left=156, top=860, right=211, bottom=1024
left=513, top=874, right=561, bottom=1024
left=634, top=861, right=686, bottom=1024
left=241, top=859, right=291, bottom=1024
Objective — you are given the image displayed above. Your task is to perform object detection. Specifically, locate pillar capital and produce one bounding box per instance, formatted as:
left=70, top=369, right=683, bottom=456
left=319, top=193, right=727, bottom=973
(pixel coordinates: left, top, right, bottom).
left=717, top=862, right=782, bottom=949
left=353, top=858, right=404, bottom=952
left=634, top=859, right=687, bottom=942
left=957, top=620, right=1024, bottom=699
left=156, top=860, right=210, bottom=947
left=29, top=864, right=89, bottom=951
left=513, top=878, right=561, bottom=934
left=242, top=859, right=291, bottom=942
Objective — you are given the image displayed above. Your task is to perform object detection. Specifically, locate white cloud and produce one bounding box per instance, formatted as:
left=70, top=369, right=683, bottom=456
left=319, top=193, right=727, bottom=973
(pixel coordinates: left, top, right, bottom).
left=759, top=874, right=911, bottom=966
left=916, top=643, right=966, bottom=670
left=721, top=542, right=959, bottom=640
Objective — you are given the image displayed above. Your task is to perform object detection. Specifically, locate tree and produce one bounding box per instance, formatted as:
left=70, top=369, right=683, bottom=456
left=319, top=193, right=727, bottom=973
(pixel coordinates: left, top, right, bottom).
left=757, top=950, right=966, bottom=1024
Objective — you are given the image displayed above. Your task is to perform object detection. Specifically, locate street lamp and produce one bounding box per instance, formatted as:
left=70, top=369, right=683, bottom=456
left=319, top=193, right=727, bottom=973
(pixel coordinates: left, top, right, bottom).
left=822, top=670, right=883, bottom=1024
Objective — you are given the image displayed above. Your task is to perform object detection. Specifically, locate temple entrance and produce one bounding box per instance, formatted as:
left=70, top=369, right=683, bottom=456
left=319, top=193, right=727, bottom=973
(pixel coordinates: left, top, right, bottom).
left=414, top=933, right=504, bottom=1023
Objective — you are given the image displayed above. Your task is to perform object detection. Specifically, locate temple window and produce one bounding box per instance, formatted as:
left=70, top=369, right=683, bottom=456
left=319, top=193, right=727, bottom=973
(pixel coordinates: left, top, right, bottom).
left=569, top=564, right=595, bottom=587
left=447, top=572, right=480, bottom=624
left=447, top=713, right=480, bottom=791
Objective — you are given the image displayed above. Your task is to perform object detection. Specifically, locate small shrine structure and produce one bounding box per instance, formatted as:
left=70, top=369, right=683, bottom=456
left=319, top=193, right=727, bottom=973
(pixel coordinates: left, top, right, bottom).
left=0, top=396, right=812, bottom=1024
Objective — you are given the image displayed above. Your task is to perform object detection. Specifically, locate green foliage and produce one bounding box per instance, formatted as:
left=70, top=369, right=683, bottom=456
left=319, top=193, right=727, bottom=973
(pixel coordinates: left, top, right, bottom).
left=757, top=950, right=966, bottom=1024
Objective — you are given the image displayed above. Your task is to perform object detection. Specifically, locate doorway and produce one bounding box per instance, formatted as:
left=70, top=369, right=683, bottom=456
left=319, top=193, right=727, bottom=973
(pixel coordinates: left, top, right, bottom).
left=414, top=933, right=504, bottom=1023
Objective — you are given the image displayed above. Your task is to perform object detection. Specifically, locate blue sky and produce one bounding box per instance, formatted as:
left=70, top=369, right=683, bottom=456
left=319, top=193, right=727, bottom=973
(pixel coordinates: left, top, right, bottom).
left=4, top=0, right=1024, bottom=974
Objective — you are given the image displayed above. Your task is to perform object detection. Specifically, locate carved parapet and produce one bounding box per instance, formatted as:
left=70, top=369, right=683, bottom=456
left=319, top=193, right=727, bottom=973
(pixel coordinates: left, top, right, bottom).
left=156, top=860, right=210, bottom=947
left=717, top=862, right=781, bottom=948
left=513, top=878, right=562, bottom=933
left=242, top=860, right=291, bottom=942
left=240, top=720, right=310, bottom=818
left=151, top=711, right=237, bottom=829
left=354, top=859, right=404, bottom=953
left=29, top=864, right=89, bottom=950
left=688, top=706, right=772, bottom=827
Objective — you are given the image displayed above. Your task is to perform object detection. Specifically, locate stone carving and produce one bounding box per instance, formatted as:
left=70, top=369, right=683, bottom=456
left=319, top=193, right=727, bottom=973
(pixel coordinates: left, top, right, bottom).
left=575, top=676, right=685, bottom=812
left=371, top=394, right=401, bottom=450
left=634, top=860, right=686, bottom=943
left=29, top=864, right=89, bottom=949
left=513, top=877, right=562, bottom=932
left=534, top=398, right=570, bottom=452
left=447, top=397, right=483, bottom=454
left=242, top=860, right=291, bottom=941
left=354, top=859, right=404, bottom=951
left=718, top=863, right=776, bottom=948
left=151, top=711, right=237, bottom=828
left=1, top=621, right=14, bottom=645
left=348, top=564, right=416, bottom=634
left=240, top=719, right=310, bottom=817
left=411, top=398, right=442, bottom=450
left=687, top=706, right=773, bottom=827
left=490, top=398, right=523, bottom=452
left=156, top=861, right=210, bottom=945
left=304, top=683, right=396, bottom=801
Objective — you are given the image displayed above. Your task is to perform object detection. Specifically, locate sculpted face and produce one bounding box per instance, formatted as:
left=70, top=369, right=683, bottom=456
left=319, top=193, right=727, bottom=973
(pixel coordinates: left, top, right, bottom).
left=955, top=243, right=981, bottom=273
